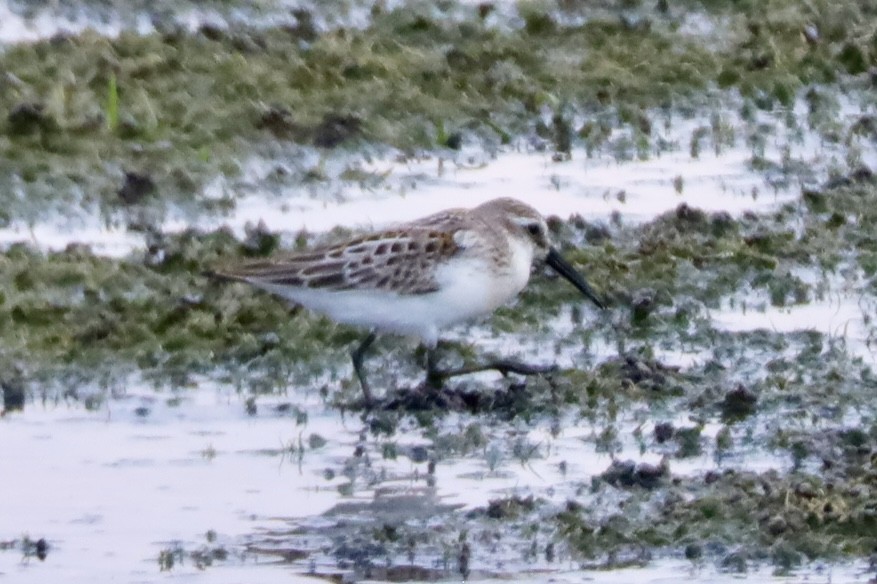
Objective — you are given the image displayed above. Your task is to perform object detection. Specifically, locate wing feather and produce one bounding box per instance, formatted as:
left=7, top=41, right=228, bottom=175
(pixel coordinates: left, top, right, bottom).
left=212, top=227, right=461, bottom=295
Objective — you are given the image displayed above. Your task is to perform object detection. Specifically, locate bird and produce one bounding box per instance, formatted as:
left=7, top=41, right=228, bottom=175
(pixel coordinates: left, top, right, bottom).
left=208, top=197, right=606, bottom=405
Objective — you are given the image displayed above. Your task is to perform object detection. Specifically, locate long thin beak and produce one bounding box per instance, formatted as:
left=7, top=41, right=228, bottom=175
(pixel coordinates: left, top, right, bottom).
left=545, top=247, right=606, bottom=310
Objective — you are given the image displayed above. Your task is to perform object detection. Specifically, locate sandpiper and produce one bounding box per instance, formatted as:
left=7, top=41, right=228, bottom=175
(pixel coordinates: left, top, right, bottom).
left=209, top=197, right=605, bottom=405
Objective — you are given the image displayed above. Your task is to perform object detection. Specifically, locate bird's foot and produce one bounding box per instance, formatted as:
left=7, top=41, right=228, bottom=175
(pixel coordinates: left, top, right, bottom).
left=425, top=359, right=558, bottom=387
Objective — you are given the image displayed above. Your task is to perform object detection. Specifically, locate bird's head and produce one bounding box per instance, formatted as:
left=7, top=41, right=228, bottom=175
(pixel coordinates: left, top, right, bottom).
left=476, top=197, right=606, bottom=310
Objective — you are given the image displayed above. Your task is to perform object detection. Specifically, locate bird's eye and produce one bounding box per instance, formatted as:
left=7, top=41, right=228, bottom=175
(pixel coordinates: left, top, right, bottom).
left=526, top=223, right=541, bottom=237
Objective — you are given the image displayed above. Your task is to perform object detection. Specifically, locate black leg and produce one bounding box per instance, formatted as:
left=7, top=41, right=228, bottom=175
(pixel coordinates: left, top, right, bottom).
left=350, top=331, right=378, bottom=406
left=432, top=360, right=557, bottom=380
left=425, top=347, right=443, bottom=389
left=424, top=343, right=557, bottom=387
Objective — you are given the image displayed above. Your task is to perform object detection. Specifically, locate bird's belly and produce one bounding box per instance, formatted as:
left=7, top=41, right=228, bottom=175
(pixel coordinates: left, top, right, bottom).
left=258, top=284, right=452, bottom=344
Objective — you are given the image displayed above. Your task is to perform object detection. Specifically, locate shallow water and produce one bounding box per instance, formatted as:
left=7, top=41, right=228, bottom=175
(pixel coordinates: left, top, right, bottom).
left=0, top=383, right=343, bottom=582
left=1, top=381, right=864, bottom=583
left=0, top=0, right=314, bottom=44
left=713, top=290, right=877, bottom=365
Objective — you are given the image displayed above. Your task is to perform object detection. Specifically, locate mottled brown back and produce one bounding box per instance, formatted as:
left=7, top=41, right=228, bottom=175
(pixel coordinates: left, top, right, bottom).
left=212, top=227, right=460, bottom=295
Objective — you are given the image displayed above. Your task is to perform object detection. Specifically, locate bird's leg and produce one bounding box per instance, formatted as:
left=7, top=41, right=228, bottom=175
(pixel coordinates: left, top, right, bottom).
left=424, top=341, right=557, bottom=387
left=350, top=330, right=378, bottom=406
left=425, top=347, right=444, bottom=389
left=431, top=360, right=557, bottom=380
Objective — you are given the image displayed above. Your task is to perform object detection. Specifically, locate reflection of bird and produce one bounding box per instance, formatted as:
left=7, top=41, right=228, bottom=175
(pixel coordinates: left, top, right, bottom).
left=210, top=197, right=605, bottom=405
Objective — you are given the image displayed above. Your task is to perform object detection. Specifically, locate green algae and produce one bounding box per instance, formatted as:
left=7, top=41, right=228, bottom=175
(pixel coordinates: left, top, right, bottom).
left=0, top=233, right=359, bottom=396
left=3, top=0, right=876, bottom=224
left=553, top=466, right=877, bottom=561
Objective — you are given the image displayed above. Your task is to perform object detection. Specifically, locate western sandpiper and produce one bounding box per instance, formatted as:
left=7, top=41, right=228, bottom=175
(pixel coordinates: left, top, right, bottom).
left=209, top=197, right=605, bottom=405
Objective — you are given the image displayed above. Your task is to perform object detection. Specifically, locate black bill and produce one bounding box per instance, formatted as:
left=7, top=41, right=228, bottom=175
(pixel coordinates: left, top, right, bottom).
left=545, top=247, right=606, bottom=310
